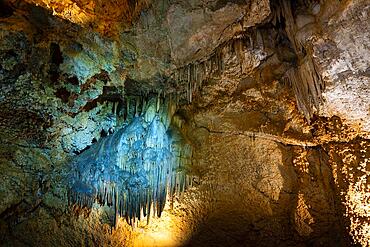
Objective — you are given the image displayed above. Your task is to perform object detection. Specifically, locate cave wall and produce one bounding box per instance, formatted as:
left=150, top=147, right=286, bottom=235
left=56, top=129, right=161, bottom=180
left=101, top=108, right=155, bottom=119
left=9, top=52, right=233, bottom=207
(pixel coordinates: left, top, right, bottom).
left=0, top=0, right=369, bottom=246
left=180, top=124, right=344, bottom=246
left=0, top=3, right=133, bottom=245
left=175, top=63, right=348, bottom=245
left=326, top=140, right=370, bottom=247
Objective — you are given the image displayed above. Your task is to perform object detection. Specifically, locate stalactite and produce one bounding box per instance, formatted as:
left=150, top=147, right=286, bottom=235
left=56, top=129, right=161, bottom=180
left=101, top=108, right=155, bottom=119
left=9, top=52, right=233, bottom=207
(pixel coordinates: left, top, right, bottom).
left=281, top=0, right=299, bottom=53
left=141, top=97, right=146, bottom=116
left=171, top=35, right=248, bottom=103
left=256, top=30, right=264, bottom=49
left=284, top=56, right=324, bottom=122
left=126, top=96, right=130, bottom=120
left=135, top=96, right=140, bottom=117
left=233, top=38, right=245, bottom=73
left=156, top=91, right=161, bottom=112
left=68, top=95, right=193, bottom=227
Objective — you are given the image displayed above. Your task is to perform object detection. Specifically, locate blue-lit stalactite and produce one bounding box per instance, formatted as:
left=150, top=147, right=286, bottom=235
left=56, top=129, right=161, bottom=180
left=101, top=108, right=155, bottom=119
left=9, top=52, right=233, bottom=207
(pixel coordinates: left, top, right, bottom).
left=68, top=95, right=192, bottom=227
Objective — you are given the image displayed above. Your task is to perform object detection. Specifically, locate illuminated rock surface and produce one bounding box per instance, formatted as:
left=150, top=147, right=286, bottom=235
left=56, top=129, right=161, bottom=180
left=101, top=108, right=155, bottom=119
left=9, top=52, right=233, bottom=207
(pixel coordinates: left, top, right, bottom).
left=0, top=0, right=369, bottom=246
left=68, top=98, right=192, bottom=227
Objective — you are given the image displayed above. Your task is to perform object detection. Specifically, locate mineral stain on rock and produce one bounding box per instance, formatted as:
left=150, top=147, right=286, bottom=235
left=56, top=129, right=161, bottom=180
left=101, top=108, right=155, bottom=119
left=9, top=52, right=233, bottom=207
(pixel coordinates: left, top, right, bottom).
left=0, top=0, right=369, bottom=246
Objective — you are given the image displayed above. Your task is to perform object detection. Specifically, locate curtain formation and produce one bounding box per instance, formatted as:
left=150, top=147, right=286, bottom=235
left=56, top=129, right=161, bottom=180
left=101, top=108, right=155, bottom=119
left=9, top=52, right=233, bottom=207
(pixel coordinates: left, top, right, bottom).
left=68, top=96, right=192, bottom=227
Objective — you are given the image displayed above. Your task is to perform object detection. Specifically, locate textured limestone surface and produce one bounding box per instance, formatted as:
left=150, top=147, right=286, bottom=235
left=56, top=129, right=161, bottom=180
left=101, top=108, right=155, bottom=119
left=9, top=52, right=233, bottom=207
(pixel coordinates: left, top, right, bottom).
left=179, top=132, right=343, bottom=246
left=0, top=0, right=370, bottom=246
left=11, top=0, right=150, bottom=34
left=314, top=0, right=370, bottom=131
left=272, top=0, right=370, bottom=132
left=166, top=0, right=271, bottom=64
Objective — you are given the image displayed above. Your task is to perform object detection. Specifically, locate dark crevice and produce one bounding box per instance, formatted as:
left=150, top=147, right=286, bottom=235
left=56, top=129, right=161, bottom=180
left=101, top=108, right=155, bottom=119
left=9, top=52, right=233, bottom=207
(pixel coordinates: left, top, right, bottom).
left=79, top=99, right=98, bottom=112
left=66, top=85, right=124, bottom=117
left=80, top=70, right=110, bottom=92
left=0, top=199, right=42, bottom=226
left=49, top=43, right=64, bottom=83
left=100, top=129, right=108, bottom=138
left=55, top=87, right=71, bottom=103
left=0, top=0, right=14, bottom=18
left=0, top=201, right=24, bottom=220
left=50, top=43, right=64, bottom=65
left=128, top=0, right=137, bottom=11
left=92, top=70, right=110, bottom=84
left=67, top=76, right=79, bottom=86
left=73, top=145, right=91, bottom=155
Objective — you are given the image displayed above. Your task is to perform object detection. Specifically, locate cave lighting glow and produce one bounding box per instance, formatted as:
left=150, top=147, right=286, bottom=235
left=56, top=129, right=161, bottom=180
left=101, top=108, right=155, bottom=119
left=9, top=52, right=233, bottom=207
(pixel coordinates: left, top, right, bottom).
left=68, top=96, right=192, bottom=228
left=132, top=202, right=181, bottom=247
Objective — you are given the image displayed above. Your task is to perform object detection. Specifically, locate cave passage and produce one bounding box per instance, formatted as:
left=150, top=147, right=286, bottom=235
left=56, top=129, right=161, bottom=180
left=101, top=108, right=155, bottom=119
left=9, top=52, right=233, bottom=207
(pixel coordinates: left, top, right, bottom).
left=0, top=0, right=369, bottom=246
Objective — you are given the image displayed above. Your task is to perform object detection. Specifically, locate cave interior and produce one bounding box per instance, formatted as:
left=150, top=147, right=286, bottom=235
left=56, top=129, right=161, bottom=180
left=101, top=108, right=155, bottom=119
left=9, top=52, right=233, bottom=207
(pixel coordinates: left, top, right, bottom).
left=0, top=0, right=370, bottom=246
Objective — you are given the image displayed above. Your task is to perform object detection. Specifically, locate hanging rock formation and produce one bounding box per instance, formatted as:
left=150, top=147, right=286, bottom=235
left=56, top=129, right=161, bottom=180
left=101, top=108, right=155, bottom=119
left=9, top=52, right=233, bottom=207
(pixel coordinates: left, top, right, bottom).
left=0, top=0, right=369, bottom=246
left=68, top=96, right=192, bottom=227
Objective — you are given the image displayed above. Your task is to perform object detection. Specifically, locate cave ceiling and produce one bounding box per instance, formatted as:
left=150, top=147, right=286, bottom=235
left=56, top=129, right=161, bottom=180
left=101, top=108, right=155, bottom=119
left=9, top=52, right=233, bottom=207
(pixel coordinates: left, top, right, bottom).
left=3, top=0, right=369, bottom=132
left=0, top=0, right=370, bottom=246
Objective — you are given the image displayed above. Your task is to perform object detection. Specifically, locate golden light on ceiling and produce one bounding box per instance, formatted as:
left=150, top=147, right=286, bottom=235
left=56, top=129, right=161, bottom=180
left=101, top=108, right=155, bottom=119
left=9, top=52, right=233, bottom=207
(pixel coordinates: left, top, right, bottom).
left=19, top=0, right=150, bottom=33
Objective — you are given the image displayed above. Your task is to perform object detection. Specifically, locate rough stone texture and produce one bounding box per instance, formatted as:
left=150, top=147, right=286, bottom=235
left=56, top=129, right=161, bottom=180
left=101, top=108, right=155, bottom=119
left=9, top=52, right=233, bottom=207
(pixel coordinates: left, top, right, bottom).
left=175, top=132, right=343, bottom=246
left=0, top=4, right=126, bottom=245
left=183, top=136, right=298, bottom=246
left=326, top=140, right=370, bottom=247
left=166, top=0, right=271, bottom=64
left=275, top=0, right=370, bottom=132
left=13, top=0, right=150, bottom=34
left=175, top=74, right=347, bottom=245
left=314, top=0, right=370, bottom=131
left=4, top=0, right=271, bottom=84
left=0, top=0, right=370, bottom=246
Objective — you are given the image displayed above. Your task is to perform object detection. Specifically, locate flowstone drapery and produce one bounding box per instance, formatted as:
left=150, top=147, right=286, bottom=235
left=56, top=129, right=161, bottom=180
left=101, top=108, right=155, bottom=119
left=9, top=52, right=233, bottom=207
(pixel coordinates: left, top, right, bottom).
left=67, top=96, right=192, bottom=227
